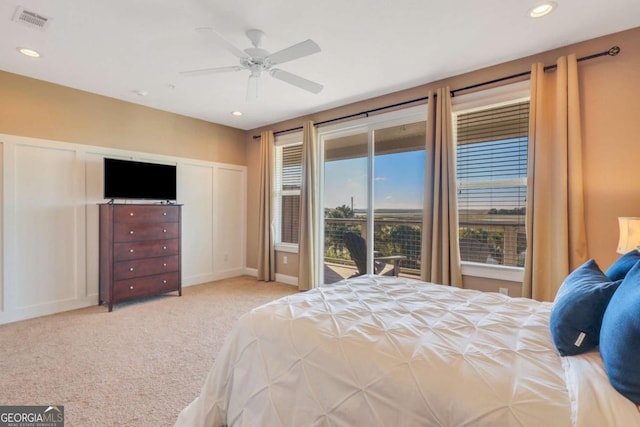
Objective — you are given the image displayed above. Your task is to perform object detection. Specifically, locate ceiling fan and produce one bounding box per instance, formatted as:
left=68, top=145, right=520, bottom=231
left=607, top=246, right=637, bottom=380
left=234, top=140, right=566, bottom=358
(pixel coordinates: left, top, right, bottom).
left=180, top=28, right=323, bottom=99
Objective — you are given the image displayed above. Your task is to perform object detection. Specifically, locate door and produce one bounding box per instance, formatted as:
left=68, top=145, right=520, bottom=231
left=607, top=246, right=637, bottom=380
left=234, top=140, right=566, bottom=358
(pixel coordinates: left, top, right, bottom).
left=319, top=106, right=427, bottom=284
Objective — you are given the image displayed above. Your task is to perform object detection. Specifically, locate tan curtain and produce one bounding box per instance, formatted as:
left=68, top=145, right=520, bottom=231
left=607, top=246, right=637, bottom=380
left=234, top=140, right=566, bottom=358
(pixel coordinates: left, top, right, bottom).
left=421, top=87, right=463, bottom=287
left=297, top=121, right=319, bottom=291
left=257, top=130, right=275, bottom=282
left=523, top=54, right=588, bottom=301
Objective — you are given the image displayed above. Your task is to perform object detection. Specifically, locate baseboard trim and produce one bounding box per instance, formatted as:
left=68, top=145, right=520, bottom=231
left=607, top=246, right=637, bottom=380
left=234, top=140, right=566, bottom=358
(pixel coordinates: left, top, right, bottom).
left=214, top=268, right=248, bottom=281
left=243, top=268, right=298, bottom=287
left=182, top=273, right=216, bottom=287
left=0, top=296, right=98, bottom=325
left=275, top=273, right=298, bottom=287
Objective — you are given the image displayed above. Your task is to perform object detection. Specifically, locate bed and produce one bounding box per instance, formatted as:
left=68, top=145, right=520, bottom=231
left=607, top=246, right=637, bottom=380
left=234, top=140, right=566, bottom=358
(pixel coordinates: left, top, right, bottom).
left=175, top=275, right=640, bottom=426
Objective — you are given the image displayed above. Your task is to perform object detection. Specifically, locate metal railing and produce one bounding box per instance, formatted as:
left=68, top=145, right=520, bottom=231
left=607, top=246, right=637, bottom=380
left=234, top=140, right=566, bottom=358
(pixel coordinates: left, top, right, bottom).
left=324, top=216, right=525, bottom=278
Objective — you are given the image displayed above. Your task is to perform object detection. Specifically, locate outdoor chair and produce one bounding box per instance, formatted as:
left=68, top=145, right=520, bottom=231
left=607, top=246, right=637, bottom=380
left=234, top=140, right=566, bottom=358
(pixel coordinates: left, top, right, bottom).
left=343, top=231, right=406, bottom=277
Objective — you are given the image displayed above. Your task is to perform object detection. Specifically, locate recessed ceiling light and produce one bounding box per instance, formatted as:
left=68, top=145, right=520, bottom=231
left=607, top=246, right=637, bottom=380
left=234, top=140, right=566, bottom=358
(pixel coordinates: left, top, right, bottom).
left=231, top=111, right=243, bottom=117
left=529, top=2, right=557, bottom=18
left=17, top=47, right=41, bottom=58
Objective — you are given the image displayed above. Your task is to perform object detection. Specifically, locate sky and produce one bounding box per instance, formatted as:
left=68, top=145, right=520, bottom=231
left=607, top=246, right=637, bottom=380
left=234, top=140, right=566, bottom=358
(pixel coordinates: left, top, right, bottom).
left=324, top=150, right=425, bottom=211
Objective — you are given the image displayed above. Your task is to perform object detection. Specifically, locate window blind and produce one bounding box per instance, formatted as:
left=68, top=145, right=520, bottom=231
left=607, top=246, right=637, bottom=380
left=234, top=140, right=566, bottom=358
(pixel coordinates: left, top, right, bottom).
left=456, top=101, right=529, bottom=267
left=457, top=102, right=529, bottom=145
left=275, top=143, right=302, bottom=244
left=281, top=144, right=303, bottom=191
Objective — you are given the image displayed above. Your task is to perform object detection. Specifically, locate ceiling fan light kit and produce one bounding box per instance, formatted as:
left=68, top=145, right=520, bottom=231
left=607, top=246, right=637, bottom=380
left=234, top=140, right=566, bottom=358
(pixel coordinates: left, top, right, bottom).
left=181, top=28, right=323, bottom=99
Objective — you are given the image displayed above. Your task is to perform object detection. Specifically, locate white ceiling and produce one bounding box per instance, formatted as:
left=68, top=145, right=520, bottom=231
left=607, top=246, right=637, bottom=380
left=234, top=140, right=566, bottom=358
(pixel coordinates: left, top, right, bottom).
left=1, top=0, right=639, bottom=131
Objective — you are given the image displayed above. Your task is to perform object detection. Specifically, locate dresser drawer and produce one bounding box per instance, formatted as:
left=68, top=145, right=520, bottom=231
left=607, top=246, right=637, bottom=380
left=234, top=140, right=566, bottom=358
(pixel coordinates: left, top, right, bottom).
left=113, top=272, right=180, bottom=301
left=114, top=222, right=179, bottom=242
left=114, top=205, right=179, bottom=224
left=114, top=255, right=179, bottom=280
left=114, top=239, right=179, bottom=261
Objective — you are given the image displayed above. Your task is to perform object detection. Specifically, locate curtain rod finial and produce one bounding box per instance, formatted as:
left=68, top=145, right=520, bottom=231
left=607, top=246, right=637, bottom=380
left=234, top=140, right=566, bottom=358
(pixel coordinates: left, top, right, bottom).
left=609, top=46, right=621, bottom=56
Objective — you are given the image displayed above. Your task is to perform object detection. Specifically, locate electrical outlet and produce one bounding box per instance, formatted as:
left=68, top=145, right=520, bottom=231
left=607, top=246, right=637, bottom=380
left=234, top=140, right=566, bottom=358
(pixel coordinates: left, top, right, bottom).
left=283, top=255, right=288, bottom=265
left=499, top=287, right=509, bottom=296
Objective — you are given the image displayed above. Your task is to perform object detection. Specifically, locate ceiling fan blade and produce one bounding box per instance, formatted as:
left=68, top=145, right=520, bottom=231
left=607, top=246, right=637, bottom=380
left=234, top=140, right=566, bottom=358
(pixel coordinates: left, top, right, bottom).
left=195, top=27, right=248, bottom=59
left=180, top=66, right=244, bottom=77
left=270, top=69, right=323, bottom=94
left=267, top=39, right=321, bottom=66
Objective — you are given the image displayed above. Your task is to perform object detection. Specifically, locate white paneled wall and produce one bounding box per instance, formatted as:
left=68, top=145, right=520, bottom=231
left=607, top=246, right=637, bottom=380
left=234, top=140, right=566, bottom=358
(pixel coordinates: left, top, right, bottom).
left=213, top=166, right=246, bottom=277
left=13, top=144, right=81, bottom=306
left=0, top=142, right=3, bottom=314
left=0, top=134, right=247, bottom=324
left=180, top=160, right=216, bottom=285
left=85, top=151, right=110, bottom=299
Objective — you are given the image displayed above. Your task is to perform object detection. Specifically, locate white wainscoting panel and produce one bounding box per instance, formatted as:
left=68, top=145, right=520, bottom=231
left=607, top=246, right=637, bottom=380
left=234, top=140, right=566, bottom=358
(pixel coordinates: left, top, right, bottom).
left=0, top=142, right=3, bottom=313
left=213, top=166, right=246, bottom=279
left=0, top=134, right=247, bottom=324
left=11, top=143, right=80, bottom=309
left=179, top=161, right=215, bottom=285
left=84, top=151, right=107, bottom=299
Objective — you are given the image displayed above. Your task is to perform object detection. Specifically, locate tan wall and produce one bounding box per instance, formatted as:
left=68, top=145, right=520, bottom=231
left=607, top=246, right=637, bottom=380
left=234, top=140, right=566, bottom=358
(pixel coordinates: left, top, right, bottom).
left=463, top=277, right=523, bottom=298
left=0, top=71, right=247, bottom=165
left=246, top=27, right=640, bottom=291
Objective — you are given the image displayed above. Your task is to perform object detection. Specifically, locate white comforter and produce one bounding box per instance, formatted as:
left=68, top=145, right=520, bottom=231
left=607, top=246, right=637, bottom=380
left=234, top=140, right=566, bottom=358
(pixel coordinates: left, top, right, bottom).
left=176, top=275, right=640, bottom=427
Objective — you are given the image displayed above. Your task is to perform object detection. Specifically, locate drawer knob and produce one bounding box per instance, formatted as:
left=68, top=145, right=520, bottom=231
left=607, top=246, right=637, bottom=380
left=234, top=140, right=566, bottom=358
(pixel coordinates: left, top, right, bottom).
left=163, top=212, right=167, bottom=216
left=129, top=267, right=134, bottom=271
left=129, top=230, right=134, bottom=235
left=163, top=246, right=167, bottom=250
left=129, top=249, right=134, bottom=253
left=163, top=263, right=167, bottom=267
left=163, top=229, right=167, bottom=233
left=163, top=280, right=167, bottom=284
left=130, top=212, right=134, bottom=216
left=130, top=285, right=134, bottom=290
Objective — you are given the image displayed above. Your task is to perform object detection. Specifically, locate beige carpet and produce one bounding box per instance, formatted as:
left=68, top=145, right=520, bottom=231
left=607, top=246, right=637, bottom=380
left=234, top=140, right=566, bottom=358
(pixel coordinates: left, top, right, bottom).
left=0, top=276, right=297, bottom=426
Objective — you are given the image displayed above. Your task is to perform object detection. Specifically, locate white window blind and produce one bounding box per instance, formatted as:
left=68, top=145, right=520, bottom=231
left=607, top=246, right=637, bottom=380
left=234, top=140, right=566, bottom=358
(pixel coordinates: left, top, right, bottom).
left=274, top=142, right=302, bottom=245
left=455, top=101, right=529, bottom=267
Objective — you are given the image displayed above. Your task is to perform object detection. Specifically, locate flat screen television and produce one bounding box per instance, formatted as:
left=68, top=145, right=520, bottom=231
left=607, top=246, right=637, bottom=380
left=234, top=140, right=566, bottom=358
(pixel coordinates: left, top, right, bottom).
left=104, top=158, right=177, bottom=201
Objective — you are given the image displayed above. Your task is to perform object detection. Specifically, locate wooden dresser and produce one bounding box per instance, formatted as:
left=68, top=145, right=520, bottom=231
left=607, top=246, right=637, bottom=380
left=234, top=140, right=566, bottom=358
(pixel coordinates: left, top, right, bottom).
left=99, top=203, right=182, bottom=311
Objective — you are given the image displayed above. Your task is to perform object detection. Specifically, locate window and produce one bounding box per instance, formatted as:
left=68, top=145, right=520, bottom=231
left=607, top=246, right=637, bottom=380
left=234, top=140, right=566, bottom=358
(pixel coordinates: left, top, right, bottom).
left=274, top=136, right=302, bottom=249
left=454, top=100, right=530, bottom=268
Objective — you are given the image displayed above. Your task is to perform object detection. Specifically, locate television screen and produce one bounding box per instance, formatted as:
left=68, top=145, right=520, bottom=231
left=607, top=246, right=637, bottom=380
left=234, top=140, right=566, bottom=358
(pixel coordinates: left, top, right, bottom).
left=104, top=158, right=177, bottom=201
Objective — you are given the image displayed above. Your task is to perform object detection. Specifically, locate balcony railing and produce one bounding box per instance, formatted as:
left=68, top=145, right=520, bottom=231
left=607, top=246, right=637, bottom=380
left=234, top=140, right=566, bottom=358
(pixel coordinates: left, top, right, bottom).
left=323, top=216, right=525, bottom=282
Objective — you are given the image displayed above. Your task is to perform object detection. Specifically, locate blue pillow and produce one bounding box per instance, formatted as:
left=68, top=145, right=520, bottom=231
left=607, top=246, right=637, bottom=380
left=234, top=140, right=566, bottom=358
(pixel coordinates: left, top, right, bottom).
left=549, top=259, right=622, bottom=356
left=600, top=261, right=640, bottom=404
left=605, top=250, right=640, bottom=281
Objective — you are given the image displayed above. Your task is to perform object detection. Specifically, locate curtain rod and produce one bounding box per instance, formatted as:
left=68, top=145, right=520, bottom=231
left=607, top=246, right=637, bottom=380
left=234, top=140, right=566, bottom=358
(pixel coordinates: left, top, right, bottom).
left=252, top=45, right=620, bottom=139
left=451, top=45, right=620, bottom=96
